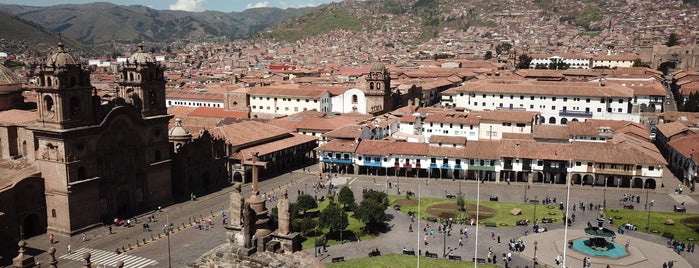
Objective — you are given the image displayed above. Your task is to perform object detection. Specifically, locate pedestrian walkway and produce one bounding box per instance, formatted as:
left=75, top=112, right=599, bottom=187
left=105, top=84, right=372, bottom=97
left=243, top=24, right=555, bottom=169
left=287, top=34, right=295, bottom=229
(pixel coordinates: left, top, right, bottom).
left=60, top=248, right=157, bottom=268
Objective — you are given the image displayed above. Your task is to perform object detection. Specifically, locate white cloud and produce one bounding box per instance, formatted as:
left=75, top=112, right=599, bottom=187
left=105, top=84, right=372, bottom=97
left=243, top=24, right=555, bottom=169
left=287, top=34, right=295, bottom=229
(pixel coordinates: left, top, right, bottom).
left=169, top=0, right=208, bottom=12
left=246, top=1, right=269, bottom=9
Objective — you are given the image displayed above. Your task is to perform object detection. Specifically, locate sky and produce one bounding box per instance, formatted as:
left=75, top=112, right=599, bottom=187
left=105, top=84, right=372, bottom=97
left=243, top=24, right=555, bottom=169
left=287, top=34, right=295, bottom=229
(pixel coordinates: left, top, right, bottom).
left=0, top=0, right=338, bottom=12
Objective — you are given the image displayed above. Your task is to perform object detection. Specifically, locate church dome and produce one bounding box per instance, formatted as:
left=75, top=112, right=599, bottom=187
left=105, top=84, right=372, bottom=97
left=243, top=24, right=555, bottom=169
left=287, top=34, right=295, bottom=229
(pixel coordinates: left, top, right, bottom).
left=0, top=64, right=22, bottom=93
left=128, top=44, right=154, bottom=64
left=370, top=62, right=386, bottom=72
left=45, top=42, right=77, bottom=67
left=169, top=118, right=192, bottom=138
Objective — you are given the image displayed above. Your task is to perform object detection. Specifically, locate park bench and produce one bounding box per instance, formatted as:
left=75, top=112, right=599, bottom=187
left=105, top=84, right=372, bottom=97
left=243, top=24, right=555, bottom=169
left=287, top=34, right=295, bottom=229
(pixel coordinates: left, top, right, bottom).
left=368, top=249, right=381, bottom=257
left=489, top=195, right=498, bottom=201
left=674, top=206, right=686, bottom=212
left=472, top=257, right=486, bottom=263
left=516, top=220, right=529, bottom=226
left=425, top=252, right=438, bottom=258
left=427, top=217, right=437, bottom=222
left=402, top=249, right=415, bottom=256
left=541, top=217, right=554, bottom=224
left=623, top=204, right=634, bottom=210
left=448, top=255, right=462, bottom=261
left=406, top=191, right=415, bottom=196
left=485, top=222, right=497, bottom=227
left=331, top=257, right=345, bottom=263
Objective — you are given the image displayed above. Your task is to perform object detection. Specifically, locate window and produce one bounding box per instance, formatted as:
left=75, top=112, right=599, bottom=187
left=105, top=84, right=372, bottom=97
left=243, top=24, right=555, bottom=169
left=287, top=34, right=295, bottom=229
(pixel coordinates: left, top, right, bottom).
left=516, top=123, right=525, bottom=127
left=352, top=95, right=358, bottom=104
left=500, top=95, right=504, bottom=99
left=520, top=95, right=524, bottom=100
left=358, top=156, right=363, bottom=161
left=530, top=96, right=534, bottom=100
left=537, top=161, right=543, bottom=166
left=649, top=166, right=654, bottom=171
left=586, top=98, right=590, bottom=103
left=553, top=97, right=557, bottom=101
left=618, top=99, right=623, bottom=103
left=552, top=106, right=556, bottom=110
left=576, top=162, right=581, bottom=166
left=530, top=105, right=534, bottom=109
left=51, top=209, right=56, bottom=218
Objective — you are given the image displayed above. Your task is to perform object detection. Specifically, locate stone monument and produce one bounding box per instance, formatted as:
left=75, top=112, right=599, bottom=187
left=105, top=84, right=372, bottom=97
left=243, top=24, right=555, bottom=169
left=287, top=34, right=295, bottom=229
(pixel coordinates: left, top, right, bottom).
left=277, top=191, right=291, bottom=235
left=229, top=182, right=244, bottom=227
left=12, top=240, right=34, bottom=268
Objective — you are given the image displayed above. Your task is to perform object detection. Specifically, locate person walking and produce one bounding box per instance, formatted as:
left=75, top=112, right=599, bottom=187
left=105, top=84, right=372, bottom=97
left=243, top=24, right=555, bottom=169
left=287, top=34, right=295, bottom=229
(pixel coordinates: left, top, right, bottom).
left=81, top=233, right=87, bottom=242
left=49, top=234, right=54, bottom=244
left=67, top=244, right=71, bottom=255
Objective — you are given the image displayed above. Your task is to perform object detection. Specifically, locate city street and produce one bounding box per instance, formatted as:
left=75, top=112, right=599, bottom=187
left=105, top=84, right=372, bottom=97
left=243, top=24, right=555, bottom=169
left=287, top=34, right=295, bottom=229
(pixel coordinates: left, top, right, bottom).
left=18, top=166, right=699, bottom=267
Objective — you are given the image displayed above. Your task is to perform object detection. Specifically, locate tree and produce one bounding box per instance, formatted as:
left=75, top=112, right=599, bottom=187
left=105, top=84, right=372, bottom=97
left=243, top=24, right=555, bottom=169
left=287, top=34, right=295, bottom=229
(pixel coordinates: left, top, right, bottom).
left=456, top=193, right=466, bottom=211
left=484, top=51, right=493, bottom=60
left=354, top=198, right=387, bottom=232
left=296, top=194, right=317, bottom=214
left=632, top=58, right=650, bottom=68
left=338, top=186, right=356, bottom=211
left=319, top=201, right=348, bottom=233
left=362, top=189, right=389, bottom=208
left=516, top=54, right=533, bottom=69
left=657, top=61, right=677, bottom=75
left=495, top=42, right=512, bottom=56
left=666, top=33, right=680, bottom=47
left=682, top=92, right=699, bottom=112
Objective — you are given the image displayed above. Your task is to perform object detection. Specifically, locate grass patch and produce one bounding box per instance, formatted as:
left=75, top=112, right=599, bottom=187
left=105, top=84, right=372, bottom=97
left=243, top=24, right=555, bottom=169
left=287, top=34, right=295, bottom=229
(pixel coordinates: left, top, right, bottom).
left=389, top=195, right=562, bottom=226
left=299, top=199, right=373, bottom=250
left=389, top=195, right=699, bottom=241
left=606, top=210, right=699, bottom=241
left=327, top=253, right=500, bottom=268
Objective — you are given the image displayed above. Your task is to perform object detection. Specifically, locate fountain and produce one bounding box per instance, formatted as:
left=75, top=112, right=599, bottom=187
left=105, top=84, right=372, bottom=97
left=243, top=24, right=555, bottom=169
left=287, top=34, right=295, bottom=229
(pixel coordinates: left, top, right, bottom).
left=571, top=207, right=629, bottom=258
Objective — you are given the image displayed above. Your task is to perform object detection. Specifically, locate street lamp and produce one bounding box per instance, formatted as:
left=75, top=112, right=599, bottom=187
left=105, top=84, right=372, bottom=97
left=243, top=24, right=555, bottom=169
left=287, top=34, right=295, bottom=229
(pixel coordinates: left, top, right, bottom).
left=533, top=196, right=539, bottom=224
left=645, top=188, right=651, bottom=234
left=533, top=240, right=538, bottom=267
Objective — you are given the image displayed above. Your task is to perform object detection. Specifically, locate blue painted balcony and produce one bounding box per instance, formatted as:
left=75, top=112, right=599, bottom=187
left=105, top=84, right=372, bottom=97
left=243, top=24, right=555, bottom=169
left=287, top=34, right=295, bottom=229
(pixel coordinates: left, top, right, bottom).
left=559, top=110, right=593, bottom=118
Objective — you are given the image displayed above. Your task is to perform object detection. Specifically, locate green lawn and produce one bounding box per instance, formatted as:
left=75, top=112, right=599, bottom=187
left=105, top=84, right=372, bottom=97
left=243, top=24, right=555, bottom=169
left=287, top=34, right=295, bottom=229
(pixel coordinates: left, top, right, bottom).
left=327, top=253, right=500, bottom=268
left=389, top=195, right=563, bottom=227
left=300, top=199, right=375, bottom=249
left=389, top=195, right=699, bottom=241
left=606, top=208, right=699, bottom=241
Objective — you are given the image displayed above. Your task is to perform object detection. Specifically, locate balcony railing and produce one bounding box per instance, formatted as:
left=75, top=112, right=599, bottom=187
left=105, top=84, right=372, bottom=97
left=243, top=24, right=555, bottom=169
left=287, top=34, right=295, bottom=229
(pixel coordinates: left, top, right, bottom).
left=559, top=110, right=593, bottom=118
left=496, top=107, right=527, bottom=111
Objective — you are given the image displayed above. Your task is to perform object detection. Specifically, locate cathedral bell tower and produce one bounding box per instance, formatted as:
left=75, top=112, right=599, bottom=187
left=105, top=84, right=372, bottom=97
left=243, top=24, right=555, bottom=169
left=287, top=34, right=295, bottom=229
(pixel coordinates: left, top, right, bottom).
left=364, top=62, right=392, bottom=115
left=35, top=42, right=94, bottom=129
left=116, top=44, right=167, bottom=117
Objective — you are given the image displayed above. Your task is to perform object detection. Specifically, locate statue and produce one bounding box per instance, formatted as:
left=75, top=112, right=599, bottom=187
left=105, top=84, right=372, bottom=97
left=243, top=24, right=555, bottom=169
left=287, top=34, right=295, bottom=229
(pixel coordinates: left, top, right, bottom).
left=277, top=191, right=291, bottom=235
left=229, top=183, right=244, bottom=227
left=597, top=207, right=606, bottom=228
left=242, top=203, right=255, bottom=248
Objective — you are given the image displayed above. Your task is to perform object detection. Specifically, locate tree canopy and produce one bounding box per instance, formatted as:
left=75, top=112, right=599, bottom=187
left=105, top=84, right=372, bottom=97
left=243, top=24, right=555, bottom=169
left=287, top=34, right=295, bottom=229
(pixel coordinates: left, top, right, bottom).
left=666, top=33, right=680, bottom=47
left=296, top=194, right=317, bottom=213
left=516, top=54, right=532, bottom=69
left=319, top=201, right=348, bottom=233
left=338, top=186, right=356, bottom=210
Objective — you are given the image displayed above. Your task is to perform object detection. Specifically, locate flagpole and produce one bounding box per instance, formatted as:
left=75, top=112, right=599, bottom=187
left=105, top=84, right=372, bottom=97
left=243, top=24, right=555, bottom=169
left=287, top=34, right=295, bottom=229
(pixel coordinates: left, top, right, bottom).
left=417, top=176, right=421, bottom=267
left=474, top=171, right=480, bottom=268
left=562, top=165, right=572, bottom=267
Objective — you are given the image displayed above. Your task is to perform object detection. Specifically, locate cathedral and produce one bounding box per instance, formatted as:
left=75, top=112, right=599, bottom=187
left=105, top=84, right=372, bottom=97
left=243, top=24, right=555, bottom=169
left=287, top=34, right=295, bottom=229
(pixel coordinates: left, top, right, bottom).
left=0, top=43, right=173, bottom=254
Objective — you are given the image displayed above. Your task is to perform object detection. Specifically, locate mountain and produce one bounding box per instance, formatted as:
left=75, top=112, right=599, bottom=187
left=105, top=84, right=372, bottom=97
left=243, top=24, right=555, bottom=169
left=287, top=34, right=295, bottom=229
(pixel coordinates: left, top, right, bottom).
left=0, top=2, right=311, bottom=45
left=0, top=10, right=85, bottom=53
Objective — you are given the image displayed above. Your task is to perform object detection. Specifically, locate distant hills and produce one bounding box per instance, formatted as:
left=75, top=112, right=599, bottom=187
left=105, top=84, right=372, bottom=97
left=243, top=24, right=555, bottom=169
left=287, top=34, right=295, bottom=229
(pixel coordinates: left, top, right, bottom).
left=0, top=2, right=311, bottom=46
left=0, top=10, right=85, bottom=53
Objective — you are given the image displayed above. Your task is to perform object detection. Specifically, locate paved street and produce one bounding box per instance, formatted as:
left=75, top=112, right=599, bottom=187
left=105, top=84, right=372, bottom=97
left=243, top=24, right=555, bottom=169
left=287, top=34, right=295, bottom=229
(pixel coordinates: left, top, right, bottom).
left=16, top=166, right=699, bottom=267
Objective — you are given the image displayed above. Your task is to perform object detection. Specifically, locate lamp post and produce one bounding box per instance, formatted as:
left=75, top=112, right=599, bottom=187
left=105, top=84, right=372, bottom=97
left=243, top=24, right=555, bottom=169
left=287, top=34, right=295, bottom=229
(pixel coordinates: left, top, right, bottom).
left=167, top=214, right=171, bottom=268
left=603, top=187, right=607, bottom=211
left=524, top=179, right=528, bottom=203
left=646, top=188, right=651, bottom=234
left=533, top=240, right=538, bottom=267
left=533, top=196, right=539, bottom=224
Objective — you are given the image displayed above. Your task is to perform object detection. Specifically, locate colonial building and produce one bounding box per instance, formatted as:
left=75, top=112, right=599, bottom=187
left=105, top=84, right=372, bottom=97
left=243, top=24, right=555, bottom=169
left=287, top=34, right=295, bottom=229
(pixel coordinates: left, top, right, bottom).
left=0, top=43, right=174, bottom=254
left=441, top=79, right=643, bottom=124
left=317, top=128, right=666, bottom=189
